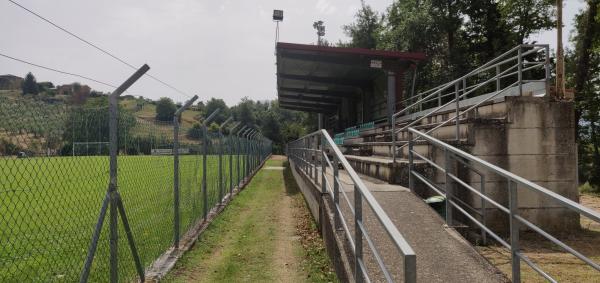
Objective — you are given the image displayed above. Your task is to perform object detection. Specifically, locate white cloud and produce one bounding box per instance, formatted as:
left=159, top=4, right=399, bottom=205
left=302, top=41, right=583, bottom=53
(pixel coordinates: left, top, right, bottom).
left=316, top=0, right=337, bottom=15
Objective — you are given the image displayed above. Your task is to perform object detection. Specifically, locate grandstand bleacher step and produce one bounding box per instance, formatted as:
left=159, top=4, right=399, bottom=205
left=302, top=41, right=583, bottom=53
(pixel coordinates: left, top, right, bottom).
left=344, top=155, right=430, bottom=185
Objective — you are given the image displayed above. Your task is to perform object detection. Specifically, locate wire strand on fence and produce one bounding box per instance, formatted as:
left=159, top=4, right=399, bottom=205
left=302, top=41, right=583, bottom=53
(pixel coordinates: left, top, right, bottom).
left=0, top=91, right=272, bottom=281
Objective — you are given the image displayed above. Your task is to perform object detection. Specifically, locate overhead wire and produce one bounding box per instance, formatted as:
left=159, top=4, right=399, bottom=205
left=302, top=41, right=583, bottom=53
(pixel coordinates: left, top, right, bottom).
left=0, top=51, right=119, bottom=89
left=7, top=0, right=193, bottom=98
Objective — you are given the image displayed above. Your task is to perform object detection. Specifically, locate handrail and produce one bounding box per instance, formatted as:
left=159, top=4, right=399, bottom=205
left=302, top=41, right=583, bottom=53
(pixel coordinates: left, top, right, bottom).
left=393, top=45, right=540, bottom=118
left=407, top=127, right=600, bottom=282
left=395, top=45, right=546, bottom=120
left=391, top=44, right=550, bottom=164
left=287, top=129, right=416, bottom=283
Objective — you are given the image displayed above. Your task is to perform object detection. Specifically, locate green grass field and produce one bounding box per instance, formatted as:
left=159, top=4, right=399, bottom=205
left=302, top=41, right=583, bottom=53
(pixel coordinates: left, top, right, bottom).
left=0, top=154, right=245, bottom=282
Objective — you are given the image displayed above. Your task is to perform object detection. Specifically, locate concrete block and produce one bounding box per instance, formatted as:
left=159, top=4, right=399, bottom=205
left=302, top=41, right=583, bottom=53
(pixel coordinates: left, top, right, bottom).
left=468, top=125, right=507, bottom=156
left=506, top=128, right=576, bottom=155
left=506, top=97, right=575, bottom=129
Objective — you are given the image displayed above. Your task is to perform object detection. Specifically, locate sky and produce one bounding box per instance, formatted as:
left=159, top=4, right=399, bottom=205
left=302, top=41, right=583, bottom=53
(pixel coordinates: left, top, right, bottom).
left=0, top=0, right=587, bottom=105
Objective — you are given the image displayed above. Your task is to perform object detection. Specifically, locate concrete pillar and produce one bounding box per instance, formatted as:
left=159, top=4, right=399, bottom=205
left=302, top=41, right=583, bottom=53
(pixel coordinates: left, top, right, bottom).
left=395, top=70, right=405, bottom=110
left=464, top=96, right=579, bottom=234
left=387, top=71, right=396, bottom=124
left=318, top=113, right=323, bottom=130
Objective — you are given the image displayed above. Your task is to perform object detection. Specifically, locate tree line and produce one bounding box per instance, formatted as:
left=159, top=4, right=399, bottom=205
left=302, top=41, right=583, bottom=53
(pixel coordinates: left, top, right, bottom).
left=153, top=96, right=312, bottom=154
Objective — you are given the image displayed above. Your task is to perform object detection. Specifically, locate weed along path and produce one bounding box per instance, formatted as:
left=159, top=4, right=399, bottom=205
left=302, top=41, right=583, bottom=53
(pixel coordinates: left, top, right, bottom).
left=164, top=156, right=337, bottom=283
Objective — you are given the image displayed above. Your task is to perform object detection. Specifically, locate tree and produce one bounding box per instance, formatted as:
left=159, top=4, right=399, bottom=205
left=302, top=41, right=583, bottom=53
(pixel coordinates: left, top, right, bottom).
left=155, top=97, right=176, bottom=121
left=569, top=0, right=600, bottom=190
left=196, top=101, right=206, bottom=115
left=462, top=0, right=512, bottom=64
left=37, top=81, right=54, bottom=92
left=343, top=1, right=382, bottom=49
left=205, top=98, right=229, bottom=124
left=21, top=72, right=39, bottom=95
left=234, top=97, right=256, bottom=126
left=187, top=122, right=203, bottom=139
left=261, top=112, right=281, bottom=144
left=499, top=0, right=555, bottom=45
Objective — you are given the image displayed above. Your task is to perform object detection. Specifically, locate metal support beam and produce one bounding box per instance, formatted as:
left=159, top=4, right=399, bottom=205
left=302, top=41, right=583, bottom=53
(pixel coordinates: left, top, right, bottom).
left=279, top=86, right=359, bottom=99
left=173, top=95, right=198, bottom=248
left=202, top=108, right=221, bottom=220
left=81, top=64, right=150, bottom=283
left=387, top=70, right=396, bottom=124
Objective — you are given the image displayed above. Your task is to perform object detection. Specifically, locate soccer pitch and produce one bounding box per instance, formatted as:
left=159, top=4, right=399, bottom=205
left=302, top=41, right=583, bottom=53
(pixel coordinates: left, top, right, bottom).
left=0, top=154, right=243, bottom=282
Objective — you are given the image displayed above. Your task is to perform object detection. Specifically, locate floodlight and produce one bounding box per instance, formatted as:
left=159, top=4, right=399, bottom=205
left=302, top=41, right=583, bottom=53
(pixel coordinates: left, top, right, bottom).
left=273, top=10, right=283, bottom=21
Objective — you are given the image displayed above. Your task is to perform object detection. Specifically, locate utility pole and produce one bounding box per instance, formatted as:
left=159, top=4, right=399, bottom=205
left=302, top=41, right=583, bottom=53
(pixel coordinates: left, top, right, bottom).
left=556, top=0, right=565, bottom=98
left=313, top=20, right=325, bottom=130
left=313, top=20, right=325, bottom=46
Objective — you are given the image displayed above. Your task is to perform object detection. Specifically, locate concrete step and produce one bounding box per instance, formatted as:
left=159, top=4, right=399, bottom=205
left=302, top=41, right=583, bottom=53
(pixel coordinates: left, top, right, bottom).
left=344, top=154, right=431, bottom=185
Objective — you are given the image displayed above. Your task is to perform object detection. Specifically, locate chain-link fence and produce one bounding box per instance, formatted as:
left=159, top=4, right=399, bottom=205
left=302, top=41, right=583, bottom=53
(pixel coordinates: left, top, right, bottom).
left=0, top=84, right=272, bottom=282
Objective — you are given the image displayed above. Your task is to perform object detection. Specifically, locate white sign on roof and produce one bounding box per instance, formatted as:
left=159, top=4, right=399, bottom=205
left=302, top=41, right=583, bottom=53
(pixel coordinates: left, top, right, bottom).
left=370, top=59, right=383, bottom=69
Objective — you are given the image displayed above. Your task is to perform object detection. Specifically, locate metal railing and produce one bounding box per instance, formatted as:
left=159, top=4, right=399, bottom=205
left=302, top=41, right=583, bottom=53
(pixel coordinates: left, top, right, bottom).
left=407, top=127, right=600, bottom=283
left=287, top=130, right=416, bottom=283
left=391, top=44, right=551, bottom=163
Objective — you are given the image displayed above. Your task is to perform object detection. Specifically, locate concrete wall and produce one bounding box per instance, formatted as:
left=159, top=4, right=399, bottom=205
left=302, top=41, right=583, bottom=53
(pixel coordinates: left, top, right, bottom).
left=288, top=159, right=354, bottom=282
left=425, top=96, right=580, bottom=234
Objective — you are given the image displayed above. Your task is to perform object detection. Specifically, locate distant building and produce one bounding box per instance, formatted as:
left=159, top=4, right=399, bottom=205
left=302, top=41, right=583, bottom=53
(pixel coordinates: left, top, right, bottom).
left=57, top=83, right=91, bottom=104
left=0, top=75, right=24, bottom=90
left=56, top=83, right=91, bottom=96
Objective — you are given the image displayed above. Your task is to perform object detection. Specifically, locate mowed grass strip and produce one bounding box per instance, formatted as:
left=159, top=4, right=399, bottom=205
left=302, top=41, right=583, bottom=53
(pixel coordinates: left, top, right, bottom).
left=0, top=154, right=241, bottom=282
left=164, top=158, right=337, bottom=283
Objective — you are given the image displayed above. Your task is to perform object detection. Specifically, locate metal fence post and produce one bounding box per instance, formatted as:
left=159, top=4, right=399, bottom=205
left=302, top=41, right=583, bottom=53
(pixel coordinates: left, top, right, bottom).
left=496, top=65, right=501, bottom=91
left=354, top=184, right=364, bottom=283
left=481, top=174, right=487, bottom=245
left=333, top=156, right=341, bottom=230
left=244, top=129, right=253, bottom=180
left=518, top=46, right=523, bottom=96
left=509, top=180, right=521, bottom=282
left=408, top=130, right=414, bottom=192
left=227, top=122, right=242, bottom=198
left=218, top=133, right=223, bottom=204
left=314, top=135, right=318, bottom=184
left=321, top=133, right=326, bottom=194
left=228, top=133, right=234, bottom=196
left=80, top=64, right=149, bottom=283
left=391, top=115, right=396, bottom=165
left=245, top=130, right=252, bottom=178
left=236, top=126, right=247, bottom=187
left=202, top=125, right=208, bottom=220
left=544, top=45, right=551, bottom=95
left=236, top=134, right=240, bottom=187
left=217, top=117, right=232, bottom=204
left=445, top=149, right=453, bottom=226
left=202, top=109, right=221, bottom=220
left=173, top=113, right=180, bottom=248
left=249, top=133, right=254, bottom=174
left=455, top=81, right=460, bottom=141
left=173, top=95, right=198, bottom=248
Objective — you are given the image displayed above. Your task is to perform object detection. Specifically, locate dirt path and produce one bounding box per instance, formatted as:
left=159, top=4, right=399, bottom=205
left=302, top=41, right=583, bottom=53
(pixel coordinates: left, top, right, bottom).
left=273, top=185, right=303, bottom=282
left=163, top=156, right=335, bottom=283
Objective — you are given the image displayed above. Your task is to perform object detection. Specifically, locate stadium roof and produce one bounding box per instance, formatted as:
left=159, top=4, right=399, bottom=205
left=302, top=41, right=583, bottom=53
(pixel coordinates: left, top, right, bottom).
left=276, top=42, right=426, bottom=113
